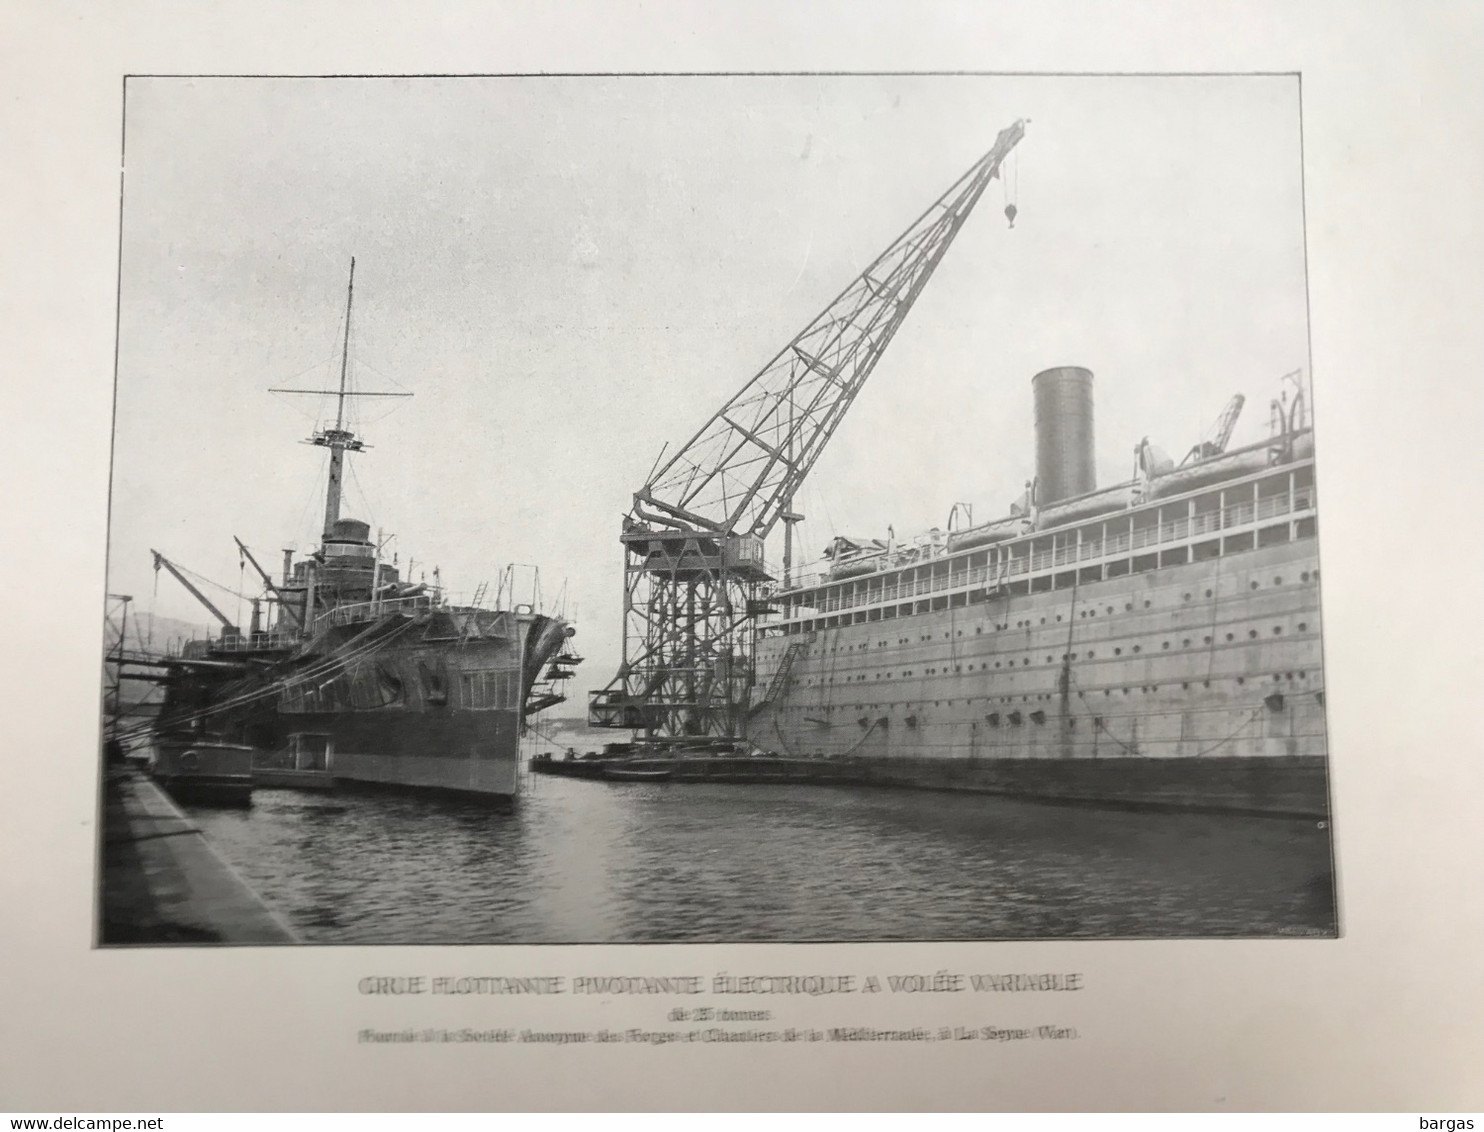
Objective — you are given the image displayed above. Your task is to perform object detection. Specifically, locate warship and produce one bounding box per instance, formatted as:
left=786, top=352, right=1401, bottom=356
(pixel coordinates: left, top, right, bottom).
left=135, top=260, right=577, bottom=802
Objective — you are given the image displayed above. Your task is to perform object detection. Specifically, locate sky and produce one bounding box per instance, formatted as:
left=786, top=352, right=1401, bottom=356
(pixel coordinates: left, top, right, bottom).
left=107, top=73, right=1310, bottom=706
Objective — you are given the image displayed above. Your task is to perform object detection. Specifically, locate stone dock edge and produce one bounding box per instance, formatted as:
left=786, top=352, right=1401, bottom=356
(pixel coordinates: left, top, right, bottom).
left=99, top=768, right=298, bottom=946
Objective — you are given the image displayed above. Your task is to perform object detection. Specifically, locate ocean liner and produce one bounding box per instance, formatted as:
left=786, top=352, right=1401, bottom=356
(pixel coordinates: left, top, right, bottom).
left=747, top=366, right=1329, bottom=817
left=136, top=260, right=577, bottom=802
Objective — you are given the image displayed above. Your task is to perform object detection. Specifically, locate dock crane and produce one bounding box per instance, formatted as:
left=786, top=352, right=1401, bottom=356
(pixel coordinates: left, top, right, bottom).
left=151, top=549, right=237, bottom=634
left=233, top=536, right=303, bottom=629
left=588, top=119, right=1028, bottom=740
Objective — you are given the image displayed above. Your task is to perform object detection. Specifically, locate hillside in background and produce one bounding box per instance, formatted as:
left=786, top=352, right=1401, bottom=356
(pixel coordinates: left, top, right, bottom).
left=106, top=610, right=215, bottom=655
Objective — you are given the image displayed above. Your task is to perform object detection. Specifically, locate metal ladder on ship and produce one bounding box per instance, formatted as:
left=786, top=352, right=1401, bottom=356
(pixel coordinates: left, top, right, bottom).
left=750, top=638, right=809, bottom=713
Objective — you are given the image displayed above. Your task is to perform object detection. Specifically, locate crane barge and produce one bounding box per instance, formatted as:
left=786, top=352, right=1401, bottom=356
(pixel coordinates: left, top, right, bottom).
left=588, top=119, right=1029, bottom=742
left=567, top=119, right=1331, bottom=819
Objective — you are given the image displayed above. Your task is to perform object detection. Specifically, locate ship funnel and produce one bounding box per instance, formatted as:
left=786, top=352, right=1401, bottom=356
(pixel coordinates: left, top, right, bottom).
left=1032, top=366, right=1096, bottom=506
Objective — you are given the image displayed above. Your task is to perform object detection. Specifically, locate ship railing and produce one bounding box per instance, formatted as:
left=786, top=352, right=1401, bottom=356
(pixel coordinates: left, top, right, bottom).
left=1190, top=511, right=1222, bottom=537
left=208, top=631, right=299, bottom=653
left=175, top=631, right=298, bottom=659
left=312, top=594, right=436, bottom=632
left=769, top=486, right=1317, bottom=623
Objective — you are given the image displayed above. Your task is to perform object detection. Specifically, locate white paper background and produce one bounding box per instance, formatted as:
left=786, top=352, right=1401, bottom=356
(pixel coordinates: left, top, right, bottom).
left=1, top=0, right=1481, bottom=1112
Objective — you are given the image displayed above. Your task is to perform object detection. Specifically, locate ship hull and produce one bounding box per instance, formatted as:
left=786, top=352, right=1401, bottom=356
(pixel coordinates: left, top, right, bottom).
left=752, top=537, right=1331, bottom=818
left=156, top=608, right=572, bottom=803
left=279, top=707, right=521, bottom=798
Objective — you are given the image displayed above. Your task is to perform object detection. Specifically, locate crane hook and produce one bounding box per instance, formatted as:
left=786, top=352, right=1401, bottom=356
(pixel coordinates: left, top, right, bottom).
left=1004, top=203, right=1018, bottom=228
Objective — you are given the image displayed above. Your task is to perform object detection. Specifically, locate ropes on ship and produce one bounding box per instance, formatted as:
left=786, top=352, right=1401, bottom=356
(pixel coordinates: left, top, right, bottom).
left=1066, top=667, right=1266, bottom=759
left=114, top=616, right=420, bottom=746
left=161, top=557, right=262, bottom=605
left=770, top=708, right=881, bottom=759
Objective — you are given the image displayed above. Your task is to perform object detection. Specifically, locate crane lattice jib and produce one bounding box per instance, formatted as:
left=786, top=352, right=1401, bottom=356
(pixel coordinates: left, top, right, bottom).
left=637, top=119, right=1026, bottom=540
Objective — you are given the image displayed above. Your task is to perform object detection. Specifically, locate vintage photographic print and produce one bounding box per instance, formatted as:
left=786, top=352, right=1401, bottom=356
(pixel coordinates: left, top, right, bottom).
left=99, top=73, right=1337, bottom=946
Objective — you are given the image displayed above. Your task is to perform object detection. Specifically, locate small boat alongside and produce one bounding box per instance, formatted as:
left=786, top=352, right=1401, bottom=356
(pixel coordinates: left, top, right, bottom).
left=601, top=764, right=674, bottom=782
left=150, top=739, right=255, bottom=806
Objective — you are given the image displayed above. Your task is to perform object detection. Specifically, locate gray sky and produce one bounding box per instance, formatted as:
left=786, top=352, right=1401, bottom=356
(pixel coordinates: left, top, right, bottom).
left=109, top=73, right=1308, bottom=704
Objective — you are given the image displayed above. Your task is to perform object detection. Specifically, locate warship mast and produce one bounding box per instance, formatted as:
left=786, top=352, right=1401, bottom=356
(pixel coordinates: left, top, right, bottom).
left=319, top=256, right=359, bottom=536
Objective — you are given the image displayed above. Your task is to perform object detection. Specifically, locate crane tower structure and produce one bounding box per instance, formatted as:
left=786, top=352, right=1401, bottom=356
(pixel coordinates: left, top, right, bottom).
left=588, top=119, right=1028, bottom=739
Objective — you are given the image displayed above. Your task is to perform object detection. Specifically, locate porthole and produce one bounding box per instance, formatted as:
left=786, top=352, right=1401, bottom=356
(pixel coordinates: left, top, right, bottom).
left=1250, top=581, right=1259, bottom=590
left=1205, top=589, right=1213, bottom=598
left=1237, top=677, right=1246, bottom=685
left=1114, top=648, right=1122, bottom=656
left=1133, top=645, right=1141, bottom=654
left=1226, top=633, right=1235, bottom=642
left=1249, top=630, right=1258, bottom=639
left=1144, top=600, right=1151, bottom=608
left=1183, top=593, right=1191, bottom=601
left=1204, top=636, right=1212, bottom=645
left=1301, top=571, right=1310, bottom=582
left=1274, top=576, right=1283, bottom=585
left=1182, top=639, right=1191, bottom=647
left=1298, top=622, right=1308, bottom=632
left=1273, top=626, right=1283, bottom=635
left=1203, top=680, right=1211, bottom=688
left=1162, top=642, right=1170, bottom=650
left=1125, top=603, right=1132, bottom=612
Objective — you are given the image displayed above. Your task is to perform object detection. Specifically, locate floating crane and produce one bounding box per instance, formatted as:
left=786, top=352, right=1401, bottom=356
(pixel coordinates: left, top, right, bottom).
left=588, top=119, right=1028, bottom=739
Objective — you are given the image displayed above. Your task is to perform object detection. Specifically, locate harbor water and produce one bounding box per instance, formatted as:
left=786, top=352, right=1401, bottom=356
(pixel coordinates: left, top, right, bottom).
left=182, top=737, right=1338, bottom=944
